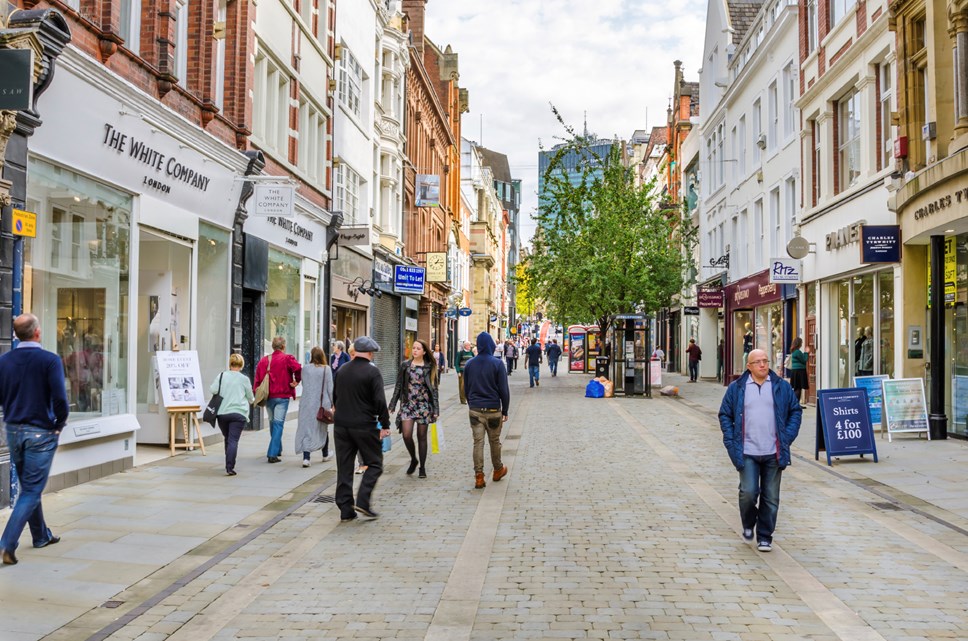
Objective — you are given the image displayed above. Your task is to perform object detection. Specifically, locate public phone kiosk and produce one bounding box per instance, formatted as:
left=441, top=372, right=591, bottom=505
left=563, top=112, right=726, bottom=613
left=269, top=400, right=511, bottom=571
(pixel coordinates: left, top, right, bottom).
left=585, top=325, right=601, bottom=373
left=610, top=314, right=651, bottom=396
left=567, top=325, right=587, bottom=373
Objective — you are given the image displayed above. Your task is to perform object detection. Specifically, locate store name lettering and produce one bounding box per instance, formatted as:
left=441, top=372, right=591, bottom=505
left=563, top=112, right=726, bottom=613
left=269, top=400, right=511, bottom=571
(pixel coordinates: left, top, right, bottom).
left=826, top=220, right=866, bottom=251
left=267, top=216, right=314, bottom=247
left=733, top=283, right=776, bottom=304
left=102, top=123, right=212, bottom=192
left=912, top=189, right=968, bottom=220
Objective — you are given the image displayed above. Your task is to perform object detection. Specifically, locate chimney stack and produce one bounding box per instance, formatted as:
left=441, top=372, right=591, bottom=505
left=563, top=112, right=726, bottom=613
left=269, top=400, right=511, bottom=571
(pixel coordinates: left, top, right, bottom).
left=402, top=0, right=427, bottom=60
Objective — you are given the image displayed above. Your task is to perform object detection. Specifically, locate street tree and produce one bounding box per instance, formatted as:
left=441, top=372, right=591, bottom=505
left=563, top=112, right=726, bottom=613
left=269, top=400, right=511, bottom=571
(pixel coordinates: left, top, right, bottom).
left=527, top=110, right=696, bottom=338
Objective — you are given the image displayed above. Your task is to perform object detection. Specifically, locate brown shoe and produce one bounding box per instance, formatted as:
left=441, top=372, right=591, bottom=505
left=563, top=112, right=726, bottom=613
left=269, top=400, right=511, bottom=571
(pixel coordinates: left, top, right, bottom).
left=475, top=473, right=486, bottom=489
left=493, top=465, right=508, bottom=482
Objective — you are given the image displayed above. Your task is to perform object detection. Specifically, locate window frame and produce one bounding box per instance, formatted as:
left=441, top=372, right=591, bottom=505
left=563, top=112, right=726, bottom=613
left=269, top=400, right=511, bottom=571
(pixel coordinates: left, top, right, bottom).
left=837, top=89, right=862, bottom=191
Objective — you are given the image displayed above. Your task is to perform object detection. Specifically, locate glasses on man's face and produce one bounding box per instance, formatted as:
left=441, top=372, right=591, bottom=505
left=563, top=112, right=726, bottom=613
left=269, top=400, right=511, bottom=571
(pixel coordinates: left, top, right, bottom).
left=748, top=359, right=769, bottom=366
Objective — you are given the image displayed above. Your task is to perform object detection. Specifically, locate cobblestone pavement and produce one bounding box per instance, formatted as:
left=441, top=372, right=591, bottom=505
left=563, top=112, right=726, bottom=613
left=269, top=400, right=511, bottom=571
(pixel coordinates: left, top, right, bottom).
left=5, top=367, right=968, bottom=641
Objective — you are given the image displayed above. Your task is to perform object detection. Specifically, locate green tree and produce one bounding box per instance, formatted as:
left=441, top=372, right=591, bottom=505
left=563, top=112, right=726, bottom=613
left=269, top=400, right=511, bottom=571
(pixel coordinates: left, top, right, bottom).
left=527, top=110, right=696, bottom=337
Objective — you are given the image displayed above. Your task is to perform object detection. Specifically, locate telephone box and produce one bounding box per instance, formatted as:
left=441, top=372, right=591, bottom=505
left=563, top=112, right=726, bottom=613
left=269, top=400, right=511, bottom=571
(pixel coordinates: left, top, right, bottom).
left=610, top=314, right=652, bottom=396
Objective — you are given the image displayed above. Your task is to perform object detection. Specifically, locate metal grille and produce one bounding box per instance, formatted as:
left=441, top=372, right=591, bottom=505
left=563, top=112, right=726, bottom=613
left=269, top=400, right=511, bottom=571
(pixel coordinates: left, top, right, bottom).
left=371, top=294, right=402, bottom=387
left=870, top=501, right=902, bottom=511
left=312, top=495, right=336, bottom=504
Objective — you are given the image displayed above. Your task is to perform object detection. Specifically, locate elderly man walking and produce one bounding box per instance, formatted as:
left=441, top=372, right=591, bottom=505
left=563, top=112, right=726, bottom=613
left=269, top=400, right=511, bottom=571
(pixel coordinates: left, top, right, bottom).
left=0, top=314, right=70, bottom=565
left=718, top=348, right=802, bottom=553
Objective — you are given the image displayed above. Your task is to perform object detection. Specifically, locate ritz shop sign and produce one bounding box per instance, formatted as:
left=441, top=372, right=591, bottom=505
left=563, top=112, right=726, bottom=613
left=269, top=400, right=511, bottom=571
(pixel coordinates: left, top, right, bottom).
left=102, top=123, right=212, bottom=194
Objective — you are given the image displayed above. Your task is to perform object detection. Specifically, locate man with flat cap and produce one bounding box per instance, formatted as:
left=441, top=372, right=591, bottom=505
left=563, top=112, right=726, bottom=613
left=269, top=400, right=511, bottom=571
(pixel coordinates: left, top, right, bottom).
left=332, top=336, right=391, bottom=521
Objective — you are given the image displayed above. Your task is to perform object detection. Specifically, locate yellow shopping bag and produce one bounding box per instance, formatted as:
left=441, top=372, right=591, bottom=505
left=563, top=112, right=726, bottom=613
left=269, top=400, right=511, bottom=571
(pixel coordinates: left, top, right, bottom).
left=430, top=422, right=445, bottom=454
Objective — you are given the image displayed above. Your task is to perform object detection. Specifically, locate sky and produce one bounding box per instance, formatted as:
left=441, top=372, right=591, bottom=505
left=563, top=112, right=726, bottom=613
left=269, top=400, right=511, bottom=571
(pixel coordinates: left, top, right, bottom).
left=425, top=0, right=707, bottom=248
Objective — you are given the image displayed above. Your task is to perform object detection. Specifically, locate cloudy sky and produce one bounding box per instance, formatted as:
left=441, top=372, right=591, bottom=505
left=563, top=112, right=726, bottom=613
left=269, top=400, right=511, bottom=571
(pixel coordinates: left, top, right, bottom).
left=424, top=0, right=707, bottom=247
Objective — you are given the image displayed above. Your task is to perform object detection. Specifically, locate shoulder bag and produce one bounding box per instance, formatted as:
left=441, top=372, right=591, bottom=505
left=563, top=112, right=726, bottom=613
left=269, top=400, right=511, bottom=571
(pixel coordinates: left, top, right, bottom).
left=316, top=368, right=334, bottom=424
left=253, top=353, right=273, bottom=407
left=202, top=373, right=223, bottom=426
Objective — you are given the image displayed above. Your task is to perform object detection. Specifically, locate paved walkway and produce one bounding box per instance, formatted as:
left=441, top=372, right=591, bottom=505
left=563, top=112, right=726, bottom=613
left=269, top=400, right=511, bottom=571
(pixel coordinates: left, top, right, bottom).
left=2, top=365, right=968, bottom=640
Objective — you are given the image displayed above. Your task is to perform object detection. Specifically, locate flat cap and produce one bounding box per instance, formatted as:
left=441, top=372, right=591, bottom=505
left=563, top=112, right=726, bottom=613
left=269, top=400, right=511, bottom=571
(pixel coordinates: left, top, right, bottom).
left=353, top=336, right=381, bottom=353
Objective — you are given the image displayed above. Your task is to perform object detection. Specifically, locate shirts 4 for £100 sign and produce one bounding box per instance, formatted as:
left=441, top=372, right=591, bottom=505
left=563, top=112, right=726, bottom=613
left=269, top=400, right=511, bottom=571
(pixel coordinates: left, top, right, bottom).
left=816, top=387, right=878, bottom=466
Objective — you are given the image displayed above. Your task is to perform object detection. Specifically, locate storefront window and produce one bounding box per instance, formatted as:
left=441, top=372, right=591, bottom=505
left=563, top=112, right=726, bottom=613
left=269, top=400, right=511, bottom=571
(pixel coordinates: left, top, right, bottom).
left=266, top=248, right=301, bottom=356
left=733, top=310, right=753, bottom=374
left=303, top=278, right=318, bottom=362
left=25, top=157, right=131, bottom=418
left=836, top=280, right=851, bottom=387
left=854, top=273, right=874, bottom=376
left=334, top=304, right=366, bottom=348
left=756, top=303, right=783, bottom=370
left=198, top=223, right=231, bottom=389
left=878, top=271, right=895, bottom=378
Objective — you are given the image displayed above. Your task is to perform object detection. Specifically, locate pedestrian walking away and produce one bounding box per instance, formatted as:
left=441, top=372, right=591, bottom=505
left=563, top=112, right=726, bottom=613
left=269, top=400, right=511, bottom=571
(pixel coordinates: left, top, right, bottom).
left=545, top=339, right=562, bottom=376
left=253, top=336, right=302, bottom=463
left=332, top=336, right=391, bottom=521
left=212, top=353, right=255, bottom=476
left=0, top=314, right=70, bottom=566
left=462, top=332, right=510, bottom=489
left=295, top=347, right=334, bottom=467
left=503, top=339, right=515, bottom=376
left=388, top=339, right=439, bottom=478
left=788, top=337, right=809, bottom=408
left=525, top=338, right=543, bottom=387
left=685, top=338, right=702, bottom=382
left=718, top=348, right=802, bottom=552
left=454, top=340, right=476, bottom=404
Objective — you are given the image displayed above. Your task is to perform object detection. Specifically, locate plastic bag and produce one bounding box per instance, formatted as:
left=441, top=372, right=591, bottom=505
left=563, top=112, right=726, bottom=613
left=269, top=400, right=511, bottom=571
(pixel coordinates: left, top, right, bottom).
left=382, top=435, right=392, bottom=453
left=430, top=422, right=445, bottom=454
left=585, top=379, right=605, bottom=398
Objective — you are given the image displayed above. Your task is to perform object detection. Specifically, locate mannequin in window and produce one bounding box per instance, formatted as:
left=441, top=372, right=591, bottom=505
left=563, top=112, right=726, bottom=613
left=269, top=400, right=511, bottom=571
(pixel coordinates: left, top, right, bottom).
left=854, top=327, right=865, bottom=368
left=857, top=326, right=874, bottom=376
left=742, top=322, right=753, bottom=355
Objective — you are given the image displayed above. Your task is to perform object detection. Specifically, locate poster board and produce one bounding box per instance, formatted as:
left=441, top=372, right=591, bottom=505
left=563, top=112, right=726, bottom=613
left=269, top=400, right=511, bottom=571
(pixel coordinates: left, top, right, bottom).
left=881, top=378, right=931, bottom=442
left=569, top=331, right=586, bottom=372
left=815, top=388, right=878, bottom=466
left=853, top=374, right=890, bottom=431
left=650, top=359, right=662, bottom=386
left=155, top=351, right=206, bottom=408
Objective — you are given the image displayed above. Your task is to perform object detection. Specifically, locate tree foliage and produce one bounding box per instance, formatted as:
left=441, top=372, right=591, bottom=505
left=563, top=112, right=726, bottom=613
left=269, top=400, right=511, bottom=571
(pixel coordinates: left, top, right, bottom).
left=527, top=109, right=696, bottom=336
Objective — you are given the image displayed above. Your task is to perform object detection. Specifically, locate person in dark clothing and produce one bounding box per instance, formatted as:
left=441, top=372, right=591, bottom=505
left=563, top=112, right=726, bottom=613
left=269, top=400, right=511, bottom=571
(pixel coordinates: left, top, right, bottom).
left=463, top=332, right=510, bottom=489
left=545, top=339, right=562, bottom=376
left=454, top=340, right=476, bottom=405
left=0, top=314, right=70, bottom=565
left=389, top=339, right=439, bottom=478
left=332, top=336, right=391, bottom=522
left=685, top=338, right=702, bottom=382
left=525, top=338, right=543, bottom=388
left=503, top=340, right=515, bottom=375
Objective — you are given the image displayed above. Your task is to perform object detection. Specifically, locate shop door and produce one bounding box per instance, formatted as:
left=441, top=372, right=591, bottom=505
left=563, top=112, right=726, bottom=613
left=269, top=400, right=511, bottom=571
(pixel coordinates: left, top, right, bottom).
left=136, top=230, right=193, bottom=445
left=805, top=315, right=817, bottom=404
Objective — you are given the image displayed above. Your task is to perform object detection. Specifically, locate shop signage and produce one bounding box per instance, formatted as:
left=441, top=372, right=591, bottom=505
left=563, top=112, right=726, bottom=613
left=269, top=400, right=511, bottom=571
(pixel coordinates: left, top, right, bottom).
left=252, top=184, right=294, bottom=218
left=444, top=309, right=458, bottom=318
left=393, top=265, right=425, bottom=295
left=489, top=314, right=498, bottom=323
left=882, top=378, right=931, bottom=441
left=155, top=351, right=206, bottom=409
left=682, top=306, right=700, bottom=315
left=0, top=49, right=33, bottom=110
left=768, top=258, right=802, bottom=284
left=815, top=388, right=878, bottom=466
left=725, top=270, right=781, bottom=308
left=102, top=123, right=213, bottom=193
left=458, top=307, right=472, bottom=317
left=826, top=220, right=866, bottom=251
left=860, top=225, right=901, bottom=263
left=11, top=208, right=36, bottom=238
left=697, top=286, right=724, bottom=308
left=416, top=174, right=440, bottom=207
left=373, top=258, right=393, bottom=284
left=853, top=375, right=889, bottom=427
left=425, top=252, right=447, bottom=282
left=338, top=225, right=370, bottom=246
left=926, top=236, right=957, bottom=307
left=243, top=214, right=325, bottom=261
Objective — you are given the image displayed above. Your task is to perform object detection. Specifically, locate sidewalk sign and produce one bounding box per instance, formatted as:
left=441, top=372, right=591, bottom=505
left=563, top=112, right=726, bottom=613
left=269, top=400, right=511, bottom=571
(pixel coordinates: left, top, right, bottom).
left=881, top=378, right=931, bottom=442
left=650, top=359, right=662, bottom=386
left=155, top=350, right=206, bottom=408
left=815, top=388, right=878, bottom=466
left=853, top=374, right=889, bottom=432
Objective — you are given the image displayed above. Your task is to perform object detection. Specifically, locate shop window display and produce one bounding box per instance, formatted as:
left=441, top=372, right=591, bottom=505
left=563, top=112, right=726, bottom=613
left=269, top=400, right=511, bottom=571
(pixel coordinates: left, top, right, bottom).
left=266, top=248, right=301, bottom=355
left=733, top=311, right=753, bottom=375
left=197, top=223, right=231, bottom=389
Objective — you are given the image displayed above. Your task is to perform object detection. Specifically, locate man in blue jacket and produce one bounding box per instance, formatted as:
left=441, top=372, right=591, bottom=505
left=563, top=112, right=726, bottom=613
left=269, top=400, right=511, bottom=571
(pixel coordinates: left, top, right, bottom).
left=463, top=332, right=510, bottom=489
left=0, top=314, right=70, bottom=565
left=718, top=348, right=802, bottom=553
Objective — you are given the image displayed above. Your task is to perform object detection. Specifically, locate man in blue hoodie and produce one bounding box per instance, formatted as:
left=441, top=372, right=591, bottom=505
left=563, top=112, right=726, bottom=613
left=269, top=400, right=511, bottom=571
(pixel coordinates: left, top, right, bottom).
left=462, top=332, right=510, bottom=489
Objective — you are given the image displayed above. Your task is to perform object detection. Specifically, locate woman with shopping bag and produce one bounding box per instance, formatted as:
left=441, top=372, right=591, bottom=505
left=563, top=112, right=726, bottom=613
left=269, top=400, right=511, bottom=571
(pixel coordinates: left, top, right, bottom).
left=388, top=338, right=439, bottom=478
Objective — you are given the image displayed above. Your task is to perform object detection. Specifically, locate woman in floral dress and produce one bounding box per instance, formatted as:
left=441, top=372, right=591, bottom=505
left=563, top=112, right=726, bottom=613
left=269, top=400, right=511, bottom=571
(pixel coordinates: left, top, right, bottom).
left=389, top=339, right=439, bottom=478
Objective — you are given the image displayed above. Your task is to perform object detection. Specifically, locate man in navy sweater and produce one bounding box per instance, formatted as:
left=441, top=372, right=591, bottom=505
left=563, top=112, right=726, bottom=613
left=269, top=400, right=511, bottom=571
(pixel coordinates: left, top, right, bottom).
left=462, top=332, right=510, bottom=489
left=0, top=314, right=69, bottom=565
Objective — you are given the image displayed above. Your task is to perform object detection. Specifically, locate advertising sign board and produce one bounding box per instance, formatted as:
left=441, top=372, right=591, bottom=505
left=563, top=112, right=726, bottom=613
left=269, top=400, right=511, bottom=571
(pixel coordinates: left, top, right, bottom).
left=393, top=265, right=426, bottom=295
left=155, top=351, right=206, bottom=408
left=860, top=225, right=902, bottom=263
left=853, top=375, right=889, bottom=429
left=882, top=378, right=931, bottom=441
left=815, top=388, right=878, bottom=466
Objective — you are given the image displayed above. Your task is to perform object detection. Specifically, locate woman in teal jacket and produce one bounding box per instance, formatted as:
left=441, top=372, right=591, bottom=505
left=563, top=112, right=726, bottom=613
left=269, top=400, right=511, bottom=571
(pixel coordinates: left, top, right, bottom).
left=789, top=337, right=809, bottom=408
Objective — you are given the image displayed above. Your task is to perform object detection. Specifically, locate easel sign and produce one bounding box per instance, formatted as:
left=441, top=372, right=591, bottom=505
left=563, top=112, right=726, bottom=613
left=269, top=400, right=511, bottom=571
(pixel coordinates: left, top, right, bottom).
left=854, top=374, right=890, bottom=432
left=815, top=388, right=878, bottom=466
left=882, top=378, right=931, bottom=442
left=155, top=351, right=206, bottom=408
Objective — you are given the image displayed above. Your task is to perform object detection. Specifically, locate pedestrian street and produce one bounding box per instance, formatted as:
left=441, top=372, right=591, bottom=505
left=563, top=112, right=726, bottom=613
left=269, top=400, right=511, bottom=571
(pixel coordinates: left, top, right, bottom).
left=6, top=368, right=968, bottom=641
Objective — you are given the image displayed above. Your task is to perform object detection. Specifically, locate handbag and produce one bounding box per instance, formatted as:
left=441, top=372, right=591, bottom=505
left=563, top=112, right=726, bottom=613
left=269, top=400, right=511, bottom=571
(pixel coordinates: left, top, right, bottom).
left=202, top=373, right=223, bottom=426
left=316, top=369, right=334, bottom=424
left=253, top=353, right=273, bottom=407
left=783, top=353, right=793, bottom=370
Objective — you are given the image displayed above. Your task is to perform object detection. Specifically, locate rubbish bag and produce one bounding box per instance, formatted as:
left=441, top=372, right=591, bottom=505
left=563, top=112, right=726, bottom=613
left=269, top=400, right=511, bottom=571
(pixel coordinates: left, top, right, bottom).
left=585, top=379, right=605, bottom=398
left=599, top=377, right=614, bottom=398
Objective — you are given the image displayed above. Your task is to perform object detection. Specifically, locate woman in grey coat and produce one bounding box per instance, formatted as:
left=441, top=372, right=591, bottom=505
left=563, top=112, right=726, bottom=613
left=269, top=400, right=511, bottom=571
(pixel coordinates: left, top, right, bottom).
left=295, top=347, right=334, bottom=467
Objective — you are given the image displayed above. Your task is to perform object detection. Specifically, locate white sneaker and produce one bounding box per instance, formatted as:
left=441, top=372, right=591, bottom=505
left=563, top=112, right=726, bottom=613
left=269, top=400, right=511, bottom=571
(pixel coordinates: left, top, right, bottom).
left=757, top=541, right=772, bottom=552
left=322, top=455, right=333, bottom=462
left=302, top=460, right=310, bottom=468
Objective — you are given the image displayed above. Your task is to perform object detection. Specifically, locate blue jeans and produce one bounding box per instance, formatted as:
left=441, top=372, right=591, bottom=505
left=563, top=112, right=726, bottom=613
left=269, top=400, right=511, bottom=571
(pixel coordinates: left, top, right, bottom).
left=739, top=454, right=782, bottom=544
left=549, top=358, right=558, bottom=375
left=528, top=365, right=540, bottom=387
left=688, top=360, right=699, bottom=381
left=265, top=398, right=289, bottom=458
left=1, top=425, right=59, bottom=552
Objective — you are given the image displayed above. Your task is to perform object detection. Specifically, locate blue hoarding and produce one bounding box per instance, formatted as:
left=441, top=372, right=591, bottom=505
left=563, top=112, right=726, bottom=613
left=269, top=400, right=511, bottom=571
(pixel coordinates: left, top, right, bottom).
left=393, top=265, right=425, bottom=295
left=815, top=388, right=878, bottom=466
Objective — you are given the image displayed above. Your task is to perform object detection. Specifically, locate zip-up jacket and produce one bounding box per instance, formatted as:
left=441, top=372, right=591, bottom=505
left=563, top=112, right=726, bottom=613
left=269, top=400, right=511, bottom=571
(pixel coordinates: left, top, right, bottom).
left=718, top=369, right=802, bottom=471
left=388, top=359, right=439, bottom=418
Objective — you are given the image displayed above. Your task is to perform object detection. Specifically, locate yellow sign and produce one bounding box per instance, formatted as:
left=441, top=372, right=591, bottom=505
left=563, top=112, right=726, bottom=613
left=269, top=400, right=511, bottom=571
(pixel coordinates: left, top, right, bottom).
left=12, top=209, right=36, bottom=238
left=425, top=252, right=447, bottom=282
left=927, top=236, right=956, bottom=307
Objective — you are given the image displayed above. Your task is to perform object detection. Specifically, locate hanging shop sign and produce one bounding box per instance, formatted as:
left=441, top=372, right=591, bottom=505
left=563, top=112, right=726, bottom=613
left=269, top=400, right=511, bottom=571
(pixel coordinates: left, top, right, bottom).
left=393, top=265, right=426, bottom=295
left=881, top=378, right=931, bottom=441
left=252, top=184, right=294, bottom=218
left=853, top=375, right=890, bottom=428
left=416, top=174, right=440, bottom=207
left=155, top=351, right=206, bottom=409
left=860, top=225, right=902, bottom=263
left=244, top=214, right=325, bottom=261
left=683, top=306, right=700, bottom=315
left=11, top=208, right=37, bottom=238
left=425, top=252, right=447, bottom=282
left=338, top=225, right=370, bottom=247
left=458, top=307, right=473, bottom=317
left=815, top=388, right=878, bottom=466
left=768, top=258, right=802, bottom=284
left=0, top=49, right=33, bottom=110
left=697, top=286, right=724, bottom=308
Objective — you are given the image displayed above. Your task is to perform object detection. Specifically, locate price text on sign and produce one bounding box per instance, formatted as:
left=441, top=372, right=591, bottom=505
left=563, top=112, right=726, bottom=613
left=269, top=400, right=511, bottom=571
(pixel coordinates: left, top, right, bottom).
left=815, top=388, right=878, bottom=466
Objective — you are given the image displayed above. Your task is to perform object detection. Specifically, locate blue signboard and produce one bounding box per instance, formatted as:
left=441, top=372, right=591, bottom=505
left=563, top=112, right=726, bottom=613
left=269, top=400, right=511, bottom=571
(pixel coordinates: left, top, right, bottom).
left=393, top=265, right=425, bottom=295
left=853, top=374, right=889, bottom=427
left=458, top=307, right=472, bottom=317
left=860, top=225, right=902, bottom=263
left=815, top=388, right=878, bottom=466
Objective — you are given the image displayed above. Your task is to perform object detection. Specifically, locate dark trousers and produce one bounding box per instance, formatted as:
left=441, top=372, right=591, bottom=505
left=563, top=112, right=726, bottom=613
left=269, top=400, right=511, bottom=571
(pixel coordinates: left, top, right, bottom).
left=739, top=454, right=782, bottom=544
left=688, top=360, right=699, bottom=381
left=505, top=357, right=514, bottom=374
left=334, top=425, right=384, bottom=519
left=217, top=413, right=247, bottom=473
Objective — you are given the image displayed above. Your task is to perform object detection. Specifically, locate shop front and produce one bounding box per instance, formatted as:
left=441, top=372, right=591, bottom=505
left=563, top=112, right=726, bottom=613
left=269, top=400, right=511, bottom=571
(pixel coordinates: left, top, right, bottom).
left=723, top=270, right=792, bottom=383
left=372, top=255, right=404, bottom=387
left=330, top=246, right=373, bottom=349
left=22, top=47, right=249, bottom=484
left=696, top=277, right=725, bottom=382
